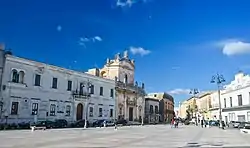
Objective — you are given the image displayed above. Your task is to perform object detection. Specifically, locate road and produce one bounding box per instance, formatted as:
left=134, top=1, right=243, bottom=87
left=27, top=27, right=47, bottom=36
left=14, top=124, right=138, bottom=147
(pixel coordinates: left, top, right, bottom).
left=0, top=125, right=250, bottom=148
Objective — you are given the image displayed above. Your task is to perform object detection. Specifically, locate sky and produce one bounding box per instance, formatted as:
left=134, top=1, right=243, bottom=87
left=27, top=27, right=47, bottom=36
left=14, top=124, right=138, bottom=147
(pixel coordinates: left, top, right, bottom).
left=1, top=0, right=250, bottom=105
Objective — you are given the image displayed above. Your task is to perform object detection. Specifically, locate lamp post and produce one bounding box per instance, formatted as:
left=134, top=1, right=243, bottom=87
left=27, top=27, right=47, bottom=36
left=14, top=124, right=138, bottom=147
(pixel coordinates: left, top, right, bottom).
left=83, top=80, right=92, bottom=129
left=189, top=89, right=199, bottom=126
left=141, top=83, right=145, bottom=126
left=0, top=98, right=3, bottom=120
left=211, top=73, right=225, bottom=129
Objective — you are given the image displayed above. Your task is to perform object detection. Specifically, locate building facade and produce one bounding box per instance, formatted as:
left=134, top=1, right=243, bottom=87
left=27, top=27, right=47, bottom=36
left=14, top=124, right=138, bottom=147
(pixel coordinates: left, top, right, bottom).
left=0, top=47, right=116, bottom=124
left=221, top=72, right=250, bottom=123
left=144, top=98, right=159, bottom=124
left=196, top=92, right=212, bottom=119
left=146, top=92, right=174, bottom=123
left=208, top=91, right=220, bottom=120
left=86, top=51, right=145, bottom=123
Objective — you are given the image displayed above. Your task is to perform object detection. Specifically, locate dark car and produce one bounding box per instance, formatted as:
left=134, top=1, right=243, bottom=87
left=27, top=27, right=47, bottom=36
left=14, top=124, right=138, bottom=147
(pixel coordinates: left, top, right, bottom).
left=238, top=122, right=249, bottom=129
left=71, top=120, right=89, bottom=128
left=93, top=119, right=105, bottom=127
left=116, top=119, right=128, bottom=126
left=54, top=119, right=68, bottom=128
left=31, top=120, right=55, bottom=129
left=209, top=120, right=219, bottom=126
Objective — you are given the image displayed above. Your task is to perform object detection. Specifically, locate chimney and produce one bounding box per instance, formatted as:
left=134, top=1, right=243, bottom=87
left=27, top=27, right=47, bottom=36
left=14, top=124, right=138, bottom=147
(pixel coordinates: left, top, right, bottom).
left=0, top=43, right=5, bottom=50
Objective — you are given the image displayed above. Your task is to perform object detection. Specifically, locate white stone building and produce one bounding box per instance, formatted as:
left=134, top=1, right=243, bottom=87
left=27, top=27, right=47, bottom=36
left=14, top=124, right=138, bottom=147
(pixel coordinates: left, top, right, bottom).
left=0, top=47, right=116, bottom=124
left=144, top=98, right=159, bottom=124
left=220, top=72, right=250, bottom=123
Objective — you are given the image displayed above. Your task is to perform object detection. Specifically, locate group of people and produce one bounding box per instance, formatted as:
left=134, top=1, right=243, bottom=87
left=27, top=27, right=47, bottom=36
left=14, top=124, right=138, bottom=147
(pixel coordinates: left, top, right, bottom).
left=171, top=117, right=179, bottom=128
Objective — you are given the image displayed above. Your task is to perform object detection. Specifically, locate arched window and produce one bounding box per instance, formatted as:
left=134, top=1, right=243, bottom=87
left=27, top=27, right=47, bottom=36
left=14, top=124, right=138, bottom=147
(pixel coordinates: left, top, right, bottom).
left=19, top=71, right=25, bottom=83
left=12, top=69, right=19, bottom=83
left=124, top=74, right=128, bottom=84
left=150, top=105, right=153, bottom=114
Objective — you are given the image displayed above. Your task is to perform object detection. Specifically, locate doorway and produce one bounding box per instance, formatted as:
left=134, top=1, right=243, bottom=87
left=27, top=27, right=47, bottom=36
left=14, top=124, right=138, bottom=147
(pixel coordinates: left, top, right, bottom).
left=76, top=103, right=83, bottom=121
left=129, top=107, right=133, bottom=121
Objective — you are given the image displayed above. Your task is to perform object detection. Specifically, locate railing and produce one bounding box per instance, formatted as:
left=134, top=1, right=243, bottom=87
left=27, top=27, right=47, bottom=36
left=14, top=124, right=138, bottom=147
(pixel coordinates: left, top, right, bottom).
left=71, top=90, right=91, bottom=98
left=115, top=80, right=145, bottom=95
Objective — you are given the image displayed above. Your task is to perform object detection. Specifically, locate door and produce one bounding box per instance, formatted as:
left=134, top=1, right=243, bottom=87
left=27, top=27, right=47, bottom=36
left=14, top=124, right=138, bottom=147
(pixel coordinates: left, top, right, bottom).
left=76, top=103, right=83, bottom=121
left=129, top=107, right=133, bottom=121
left=237, top=115, right=246, bottom=122
left=225, top=116, right=228, bottom=124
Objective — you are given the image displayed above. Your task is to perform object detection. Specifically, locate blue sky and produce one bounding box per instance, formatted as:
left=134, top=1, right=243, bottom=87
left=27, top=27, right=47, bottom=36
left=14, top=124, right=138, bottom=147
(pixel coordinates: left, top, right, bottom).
left=1, top=0, right=250, bottom=105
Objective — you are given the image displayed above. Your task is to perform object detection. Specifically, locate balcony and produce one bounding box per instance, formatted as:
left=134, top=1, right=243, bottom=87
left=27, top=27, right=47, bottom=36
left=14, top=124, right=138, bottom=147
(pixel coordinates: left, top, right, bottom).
left=71, top=90, right=91, bottom=99
left=115, top=80, right=145, bottom=95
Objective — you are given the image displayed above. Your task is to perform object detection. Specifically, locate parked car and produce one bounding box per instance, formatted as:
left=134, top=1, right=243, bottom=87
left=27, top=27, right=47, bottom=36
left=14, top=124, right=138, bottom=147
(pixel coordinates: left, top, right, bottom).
left=31, top=120, right=55, bottom=129
left=209, top=120, right=219, bottom=126
left=71, top=120, right=89, bottom=128
left=116, top=119, right=128, bottom=126
left=93, top=119, right=115, bottom=127
left=92, top=119, right=105, bottom=127
left=54, top=119, right=68, bottom=128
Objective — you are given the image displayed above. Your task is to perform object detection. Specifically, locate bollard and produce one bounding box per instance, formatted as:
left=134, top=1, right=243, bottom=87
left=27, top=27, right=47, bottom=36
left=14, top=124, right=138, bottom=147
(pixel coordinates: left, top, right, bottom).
left=31, top=126, right=35, bottom=132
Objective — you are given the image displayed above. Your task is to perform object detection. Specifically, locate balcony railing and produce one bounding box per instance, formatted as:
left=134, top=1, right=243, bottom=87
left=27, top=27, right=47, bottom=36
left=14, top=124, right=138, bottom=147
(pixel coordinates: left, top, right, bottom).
left=72, top=90, right=91, bottom=99
left=115, top=80, right=145, bottom=95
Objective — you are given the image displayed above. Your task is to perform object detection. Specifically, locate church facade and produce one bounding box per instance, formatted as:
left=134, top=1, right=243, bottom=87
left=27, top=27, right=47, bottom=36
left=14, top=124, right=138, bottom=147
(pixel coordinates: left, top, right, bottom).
left=87, top=51, right=146, bottom=124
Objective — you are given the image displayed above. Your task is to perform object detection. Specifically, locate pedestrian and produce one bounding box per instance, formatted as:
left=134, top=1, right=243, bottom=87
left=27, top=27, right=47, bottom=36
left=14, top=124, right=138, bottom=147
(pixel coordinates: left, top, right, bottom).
left=171, top=118, right=174, bottom=128
left=201, top=119, right=204, bottom=128
left=114, top=119, right=118, bottom=130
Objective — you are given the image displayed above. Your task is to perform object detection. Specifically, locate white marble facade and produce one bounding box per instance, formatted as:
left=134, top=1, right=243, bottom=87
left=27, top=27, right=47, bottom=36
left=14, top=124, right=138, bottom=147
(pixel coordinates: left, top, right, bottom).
left=0, top=54, right=116, bottom=124
left=220, top=72, right=250, bottom=122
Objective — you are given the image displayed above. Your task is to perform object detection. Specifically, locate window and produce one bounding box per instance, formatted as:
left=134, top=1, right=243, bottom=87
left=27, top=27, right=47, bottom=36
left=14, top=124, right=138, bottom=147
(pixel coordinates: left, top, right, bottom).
left=124, top=74, right=128, bottom=84
left=89, top=107, right=93, bottom=117
left=50, top=104, right=56, bottom=116
left=19, top=71, right=25, bottom=83
left=12, top=69, right=19, bottom=83
left=230, top=97, right=232, bottom=107
left=150, top=105, right=153, bottom=114
left=99, top=108, right=103, bottom=117
left=110, top=89, right=114, bottom=98
left=90, top=85, right=94, bottom=94
left=66, top=105, right=71, bottom=116
left=35, top=74, right=41, bottom=86
left=155, top=106, right=158, bottom=114
left=11, top=102, right=18, bottom=115
left=80, top=83, right=84, bottom=95
left=154, top=94, right=157, bottom=97
left=238, top=95, right=243, bottom=106
left=100, top=87, right=103, bottom=96
left=119, top=107, right=122, bottom=115
left=52, top=78, right=58, bottom=89
left=67, top=81, right=72, bottom=91
left=110, top=109, right=113, bottom=117
left=224, top=98, right=226, bottom=108
left=31, top=103, right=38, bottom=115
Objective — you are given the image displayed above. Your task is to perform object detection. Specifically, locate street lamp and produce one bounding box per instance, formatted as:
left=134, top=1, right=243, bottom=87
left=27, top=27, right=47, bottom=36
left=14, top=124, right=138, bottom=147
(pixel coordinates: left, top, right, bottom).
left=211, top=73, right=225, bottom=129
left=189, top=89, right=199, bottom=126
left=141, top=83, right=145, bottom=126
left=83, top=80, right=93, bottom=129
left=0, top=98, right=3, bottom=120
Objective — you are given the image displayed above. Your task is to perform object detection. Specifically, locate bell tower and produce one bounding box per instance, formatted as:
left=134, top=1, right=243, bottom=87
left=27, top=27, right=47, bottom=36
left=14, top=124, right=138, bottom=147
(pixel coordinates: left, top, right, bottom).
left=100, top=50, right=135, bottom=84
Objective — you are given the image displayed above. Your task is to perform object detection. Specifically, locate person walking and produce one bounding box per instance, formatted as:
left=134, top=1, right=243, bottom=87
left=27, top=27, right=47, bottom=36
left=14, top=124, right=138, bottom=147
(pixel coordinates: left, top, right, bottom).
left=171, top=118, right=175, bottom=128
left=201, top=119, right=204, bottom=128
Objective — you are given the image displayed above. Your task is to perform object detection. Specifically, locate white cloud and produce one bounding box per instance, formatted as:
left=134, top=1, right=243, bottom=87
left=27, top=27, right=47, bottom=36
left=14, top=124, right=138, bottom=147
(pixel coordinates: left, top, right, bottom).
left=129, top=46, right=151, bottom=56
left=215, top=39, right=250, bottom=56
left=168, top=89, right=191, bottom=95
left=79, top=36, right=102, bottom=47
left=116, top=0, right=150, bottom=7
left=93, top=36, right=102, bottom=42
left=56, top=25, right=62, bottom=32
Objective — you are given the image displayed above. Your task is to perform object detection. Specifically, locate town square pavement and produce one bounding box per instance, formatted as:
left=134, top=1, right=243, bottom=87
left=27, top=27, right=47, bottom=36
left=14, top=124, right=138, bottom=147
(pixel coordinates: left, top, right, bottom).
left=0, top=124, right=250, bottom=148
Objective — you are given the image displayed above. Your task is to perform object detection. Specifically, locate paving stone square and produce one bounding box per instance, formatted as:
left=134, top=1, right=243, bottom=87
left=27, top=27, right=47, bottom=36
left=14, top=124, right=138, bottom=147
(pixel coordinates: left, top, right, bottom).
left=0, top=125, right=250, bottom=148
